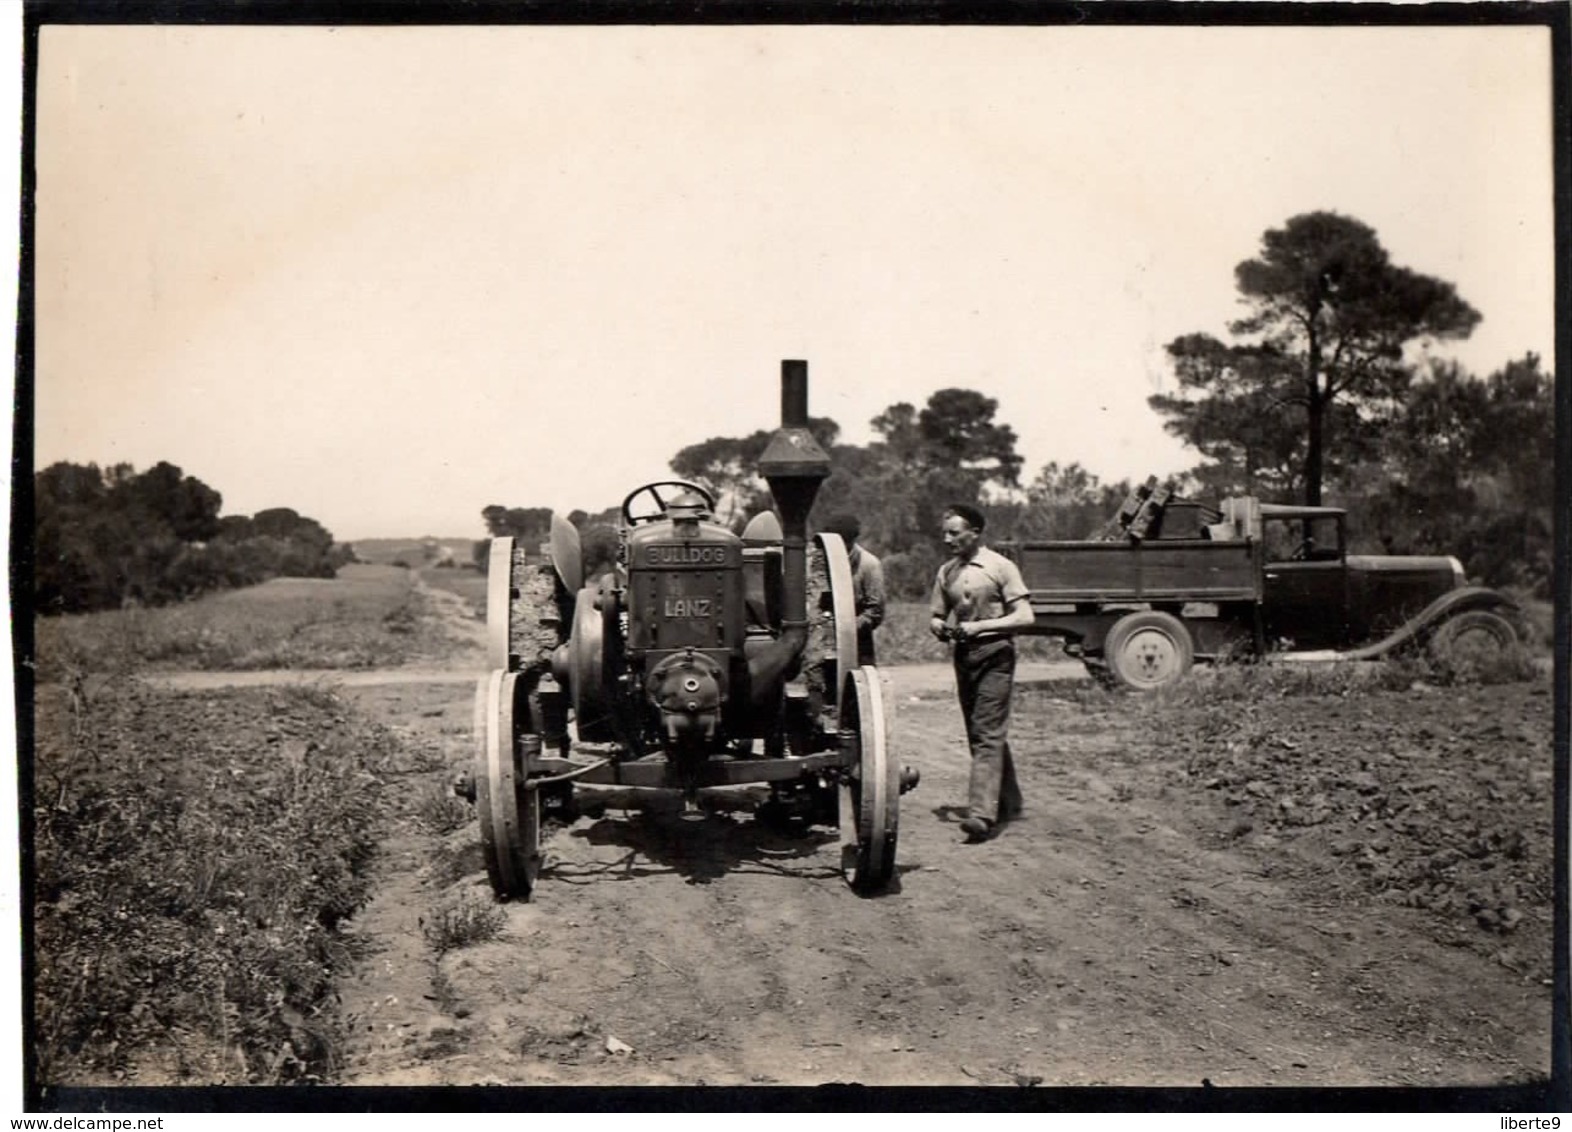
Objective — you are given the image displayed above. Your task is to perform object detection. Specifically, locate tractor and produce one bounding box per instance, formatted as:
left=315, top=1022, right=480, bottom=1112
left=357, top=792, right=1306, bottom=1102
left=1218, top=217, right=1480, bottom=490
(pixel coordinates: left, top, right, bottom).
left=457, top=360, right=918, bottom=901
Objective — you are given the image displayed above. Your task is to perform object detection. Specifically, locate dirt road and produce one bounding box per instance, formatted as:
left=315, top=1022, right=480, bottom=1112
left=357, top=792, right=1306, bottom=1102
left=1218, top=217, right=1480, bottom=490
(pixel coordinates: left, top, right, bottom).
left=156, top=584, right=1551, bottom=1089
left=52, top=569, right=1546, bottom=1100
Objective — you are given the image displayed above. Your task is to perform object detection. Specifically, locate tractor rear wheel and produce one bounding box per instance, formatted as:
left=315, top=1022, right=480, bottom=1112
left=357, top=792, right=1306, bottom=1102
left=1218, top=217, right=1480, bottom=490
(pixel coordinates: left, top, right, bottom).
left=486, top=536, right=568, bottom=673
left=839, top=667, right=898, bottom=895
left=804, top=533, right=860, bottom=716
left=475, top=669, right=540, bottom=901
left=1103, top=610, right=1194, bottom=691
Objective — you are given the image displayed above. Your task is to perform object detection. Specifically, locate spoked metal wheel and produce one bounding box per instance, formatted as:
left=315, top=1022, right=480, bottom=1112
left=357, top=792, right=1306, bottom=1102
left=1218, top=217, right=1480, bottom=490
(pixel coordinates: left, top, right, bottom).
left=474, top=669, right=540, bottom=901
left=838, top=667, right=899, bottom=895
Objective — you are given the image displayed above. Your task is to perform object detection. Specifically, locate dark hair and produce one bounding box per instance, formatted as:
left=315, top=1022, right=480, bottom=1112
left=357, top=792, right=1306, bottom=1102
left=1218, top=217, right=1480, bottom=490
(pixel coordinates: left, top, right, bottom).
left=945, top=503, right=986, bottom=532
left=820, top=513, right=861, bottom=542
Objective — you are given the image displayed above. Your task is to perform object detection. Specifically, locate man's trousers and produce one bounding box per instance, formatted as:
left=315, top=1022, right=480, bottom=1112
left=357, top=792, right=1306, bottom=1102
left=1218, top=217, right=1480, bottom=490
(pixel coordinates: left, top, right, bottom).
left=953, top=637, right=1023, bottom=822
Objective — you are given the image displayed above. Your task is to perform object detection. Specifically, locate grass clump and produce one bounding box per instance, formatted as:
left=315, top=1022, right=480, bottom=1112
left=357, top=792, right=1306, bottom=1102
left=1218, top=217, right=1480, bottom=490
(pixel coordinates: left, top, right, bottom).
left=415, top=782, right=474, bottom=836
left=422, top=893, right=506, bottom=955
left=32, top=680, right=400, bottom=1084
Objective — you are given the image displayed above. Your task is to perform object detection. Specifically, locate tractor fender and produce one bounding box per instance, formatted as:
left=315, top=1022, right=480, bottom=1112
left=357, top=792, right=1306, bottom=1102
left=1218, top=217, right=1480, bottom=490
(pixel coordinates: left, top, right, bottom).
left=549, top=513, right=584, bottom=596
left=1332, top=586, right=1518, bottom=661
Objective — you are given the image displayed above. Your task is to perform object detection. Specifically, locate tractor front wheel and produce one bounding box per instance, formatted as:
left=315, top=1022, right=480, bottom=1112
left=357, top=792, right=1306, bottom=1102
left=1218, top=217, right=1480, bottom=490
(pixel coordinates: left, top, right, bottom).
left=838, top=667, right=898, bottom=895
left=475, top=669, right=541, bottom=901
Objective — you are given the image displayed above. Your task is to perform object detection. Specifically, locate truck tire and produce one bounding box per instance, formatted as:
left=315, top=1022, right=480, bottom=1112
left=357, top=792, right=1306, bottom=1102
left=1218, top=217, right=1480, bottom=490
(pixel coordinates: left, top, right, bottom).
left=1103, top=610, right=1195, bottom=691
left=1427, top=609, right=1518, bottom=668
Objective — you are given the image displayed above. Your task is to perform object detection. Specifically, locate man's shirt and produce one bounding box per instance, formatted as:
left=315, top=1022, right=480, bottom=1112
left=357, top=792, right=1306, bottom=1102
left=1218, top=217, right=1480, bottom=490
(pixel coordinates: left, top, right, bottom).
left=848, top=546, right=885, bottom=633
left=929, top=545, right=1031, bottom=639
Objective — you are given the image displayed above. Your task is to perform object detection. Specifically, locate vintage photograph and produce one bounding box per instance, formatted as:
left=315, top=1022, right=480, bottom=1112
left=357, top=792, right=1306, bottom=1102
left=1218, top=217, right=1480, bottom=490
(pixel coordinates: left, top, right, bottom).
left=20, top=4, right=1562, bottom=1104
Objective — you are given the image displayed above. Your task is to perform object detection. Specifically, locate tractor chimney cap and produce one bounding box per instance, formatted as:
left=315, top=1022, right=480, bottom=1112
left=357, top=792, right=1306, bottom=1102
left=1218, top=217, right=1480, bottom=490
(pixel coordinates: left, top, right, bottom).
left=759, top=360, right=830, bottom=483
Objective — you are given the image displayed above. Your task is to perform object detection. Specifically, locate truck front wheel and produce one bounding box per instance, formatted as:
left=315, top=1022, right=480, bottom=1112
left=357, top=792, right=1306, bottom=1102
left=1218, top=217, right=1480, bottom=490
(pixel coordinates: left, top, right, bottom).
left=1427, top=609, right=1519, bottom=670
left=1103, top=611, right=1195, bottom=691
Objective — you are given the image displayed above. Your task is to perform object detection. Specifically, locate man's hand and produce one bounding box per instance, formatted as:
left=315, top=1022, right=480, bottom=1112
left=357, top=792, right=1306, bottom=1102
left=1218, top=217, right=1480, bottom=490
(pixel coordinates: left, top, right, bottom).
left=930, top=617, right=952, bottom=642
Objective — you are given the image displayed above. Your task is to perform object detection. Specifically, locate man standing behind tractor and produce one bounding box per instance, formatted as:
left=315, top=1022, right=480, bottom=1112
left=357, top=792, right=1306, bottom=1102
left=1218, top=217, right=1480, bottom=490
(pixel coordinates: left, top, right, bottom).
left=820, top=513, right=885, bottom=666
left=928, top=504, right=1035, bottom=843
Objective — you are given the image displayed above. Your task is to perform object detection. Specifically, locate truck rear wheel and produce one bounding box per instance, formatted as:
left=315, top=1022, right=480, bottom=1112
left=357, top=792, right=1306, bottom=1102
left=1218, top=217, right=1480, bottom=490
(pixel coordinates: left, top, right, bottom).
left=1103, top=611, right=1194, bottom=691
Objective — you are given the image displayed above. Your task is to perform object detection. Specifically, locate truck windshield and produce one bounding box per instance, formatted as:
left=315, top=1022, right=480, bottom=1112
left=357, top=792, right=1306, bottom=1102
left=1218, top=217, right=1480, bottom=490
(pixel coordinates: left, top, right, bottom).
left=1263, top=515, right=1344, bottom=563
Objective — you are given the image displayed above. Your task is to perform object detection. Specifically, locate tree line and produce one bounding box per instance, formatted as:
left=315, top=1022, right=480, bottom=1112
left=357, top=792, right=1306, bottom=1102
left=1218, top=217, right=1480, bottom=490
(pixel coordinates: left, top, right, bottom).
left=482, top=211, right=1553, bottom=603
left=33, top=460, right=352, bottom=614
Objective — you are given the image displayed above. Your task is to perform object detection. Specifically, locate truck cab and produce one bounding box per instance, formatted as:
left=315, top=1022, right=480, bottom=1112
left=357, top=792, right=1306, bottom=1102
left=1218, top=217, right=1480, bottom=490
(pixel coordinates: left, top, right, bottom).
left=1259, top=505, right=1350, bottom=649
left=1257, top=504, right=1467, bottom=651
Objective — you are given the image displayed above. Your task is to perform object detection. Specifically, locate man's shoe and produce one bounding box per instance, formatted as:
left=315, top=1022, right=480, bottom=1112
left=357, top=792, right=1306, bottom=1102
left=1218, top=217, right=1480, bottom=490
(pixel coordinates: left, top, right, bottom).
left=961, top=816, right=993, bottom=842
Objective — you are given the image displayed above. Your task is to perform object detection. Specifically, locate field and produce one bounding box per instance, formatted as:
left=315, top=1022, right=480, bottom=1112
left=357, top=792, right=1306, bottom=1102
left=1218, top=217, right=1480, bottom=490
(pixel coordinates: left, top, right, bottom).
left=33, top=565, right=473, bottom=680
left=26, top=565, right=1556, bottom=1098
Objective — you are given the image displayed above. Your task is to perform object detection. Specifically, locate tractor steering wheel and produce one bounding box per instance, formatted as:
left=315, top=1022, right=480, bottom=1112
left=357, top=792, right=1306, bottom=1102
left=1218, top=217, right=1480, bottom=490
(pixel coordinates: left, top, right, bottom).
left=620, top=480, right=718, bottom=526
left=1289, top=538, right=1316, bottom=562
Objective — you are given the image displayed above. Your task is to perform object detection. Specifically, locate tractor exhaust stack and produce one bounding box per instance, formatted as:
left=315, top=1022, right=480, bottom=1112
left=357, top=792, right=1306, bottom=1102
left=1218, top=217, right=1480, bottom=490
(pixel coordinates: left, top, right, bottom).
left=749, top=360, right=831, bottom=695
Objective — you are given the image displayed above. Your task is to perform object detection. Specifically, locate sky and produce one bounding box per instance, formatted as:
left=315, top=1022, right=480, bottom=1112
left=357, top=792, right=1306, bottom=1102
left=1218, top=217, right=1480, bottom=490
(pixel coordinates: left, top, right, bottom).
left=30, top=20, right=1557, bottom=542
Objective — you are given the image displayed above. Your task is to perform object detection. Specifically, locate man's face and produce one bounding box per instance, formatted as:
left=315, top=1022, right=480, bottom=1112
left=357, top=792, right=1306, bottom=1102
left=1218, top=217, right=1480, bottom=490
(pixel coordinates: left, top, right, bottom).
left=941, top=515, right=979, bottom=559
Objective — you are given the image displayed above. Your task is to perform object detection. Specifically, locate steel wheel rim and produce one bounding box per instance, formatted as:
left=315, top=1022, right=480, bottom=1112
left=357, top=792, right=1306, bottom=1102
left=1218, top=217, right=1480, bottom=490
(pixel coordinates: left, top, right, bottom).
left=475, top=669, right=537, bottom=899
left=815, top=533, right=860, bottom=716
left=485, top=537, right=517, bottom=671
left=839, top=667, right=897, bottom=893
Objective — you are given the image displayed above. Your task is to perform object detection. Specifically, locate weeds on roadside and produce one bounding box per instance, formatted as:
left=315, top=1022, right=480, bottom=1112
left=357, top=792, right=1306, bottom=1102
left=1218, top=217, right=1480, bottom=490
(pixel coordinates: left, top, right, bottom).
left=1154, top=644, right=1540, bottom=710
left=32, top=680, right=399, bottom=1084
left=422, top=892, right=505, bottom=955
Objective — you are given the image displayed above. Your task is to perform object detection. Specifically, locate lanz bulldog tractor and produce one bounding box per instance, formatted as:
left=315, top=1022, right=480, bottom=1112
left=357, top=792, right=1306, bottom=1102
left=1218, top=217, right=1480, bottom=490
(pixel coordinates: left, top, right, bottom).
left=457, top=360, right=917, bottom=901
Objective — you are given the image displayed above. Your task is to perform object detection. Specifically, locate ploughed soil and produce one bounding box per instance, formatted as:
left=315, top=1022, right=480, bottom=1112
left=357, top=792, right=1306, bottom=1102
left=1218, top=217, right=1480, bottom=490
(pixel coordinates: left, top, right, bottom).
left=152, top=585, right=1553, bottom=1090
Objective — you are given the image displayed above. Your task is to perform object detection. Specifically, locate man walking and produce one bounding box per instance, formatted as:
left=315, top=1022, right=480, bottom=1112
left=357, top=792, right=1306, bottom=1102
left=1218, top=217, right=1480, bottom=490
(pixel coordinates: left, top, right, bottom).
left=821, top=512, right=885, bottom=666
left=929, top=504, right=1035, bottom=842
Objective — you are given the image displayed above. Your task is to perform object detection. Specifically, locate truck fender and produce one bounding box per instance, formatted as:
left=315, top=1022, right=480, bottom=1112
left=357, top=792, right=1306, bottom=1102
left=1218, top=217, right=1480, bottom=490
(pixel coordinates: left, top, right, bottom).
left=1333, top=586, right=1518, bottom=661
